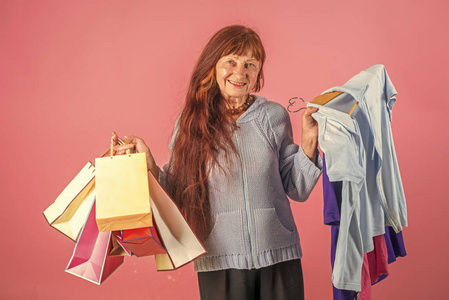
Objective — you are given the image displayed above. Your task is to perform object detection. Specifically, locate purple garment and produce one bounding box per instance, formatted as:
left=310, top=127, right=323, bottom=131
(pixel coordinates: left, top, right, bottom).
left=322, top=155, right=343, bottom=226
left=323, top=156, right=407, bottom=300
left=383, top=226, right=407, bottom=264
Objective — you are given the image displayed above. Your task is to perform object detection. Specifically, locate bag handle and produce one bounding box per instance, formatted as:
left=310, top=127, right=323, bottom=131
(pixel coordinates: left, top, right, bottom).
left=110, top=137, right=132, bottom=158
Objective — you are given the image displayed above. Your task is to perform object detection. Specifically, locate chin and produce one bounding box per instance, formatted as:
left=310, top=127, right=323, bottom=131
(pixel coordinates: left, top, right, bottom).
left=227, top=90, right=249, bottom=97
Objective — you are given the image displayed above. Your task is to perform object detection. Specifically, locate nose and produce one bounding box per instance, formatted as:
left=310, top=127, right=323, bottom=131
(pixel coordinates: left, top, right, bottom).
left=234, top=63, right=247, bottom=79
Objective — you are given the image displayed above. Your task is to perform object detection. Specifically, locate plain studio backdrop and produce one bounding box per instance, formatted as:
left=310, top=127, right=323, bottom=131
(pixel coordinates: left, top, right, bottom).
left=1, top=1, right=448, bottom=299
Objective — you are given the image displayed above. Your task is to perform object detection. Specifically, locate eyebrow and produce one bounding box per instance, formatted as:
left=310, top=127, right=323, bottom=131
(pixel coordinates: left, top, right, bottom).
left=224, top=55, right=258, bottom=63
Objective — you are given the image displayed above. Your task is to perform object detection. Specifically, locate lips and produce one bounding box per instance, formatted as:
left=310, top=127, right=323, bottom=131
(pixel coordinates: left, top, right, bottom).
left=228, top=79, right=246, bottom=87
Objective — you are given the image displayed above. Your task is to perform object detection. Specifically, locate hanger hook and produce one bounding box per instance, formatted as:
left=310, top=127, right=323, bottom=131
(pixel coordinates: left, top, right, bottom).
left=287, top=97, right=307, bottom=113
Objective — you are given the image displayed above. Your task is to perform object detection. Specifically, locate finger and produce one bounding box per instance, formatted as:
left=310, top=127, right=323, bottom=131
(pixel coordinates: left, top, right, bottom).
left=111, top=131, right=118, bottom=145
left=304, top=107, right=318, bottom=114
left=114, top=144, right=135, bottom=152
left=124, top=136, right=149, bottom=150
left=122, top=135, right=143, bottom=144
left=111, top=131, right=126, bottom=146
left=117, top=137, right=125, bottom=145
left=113, top=132, right=127, bottom=146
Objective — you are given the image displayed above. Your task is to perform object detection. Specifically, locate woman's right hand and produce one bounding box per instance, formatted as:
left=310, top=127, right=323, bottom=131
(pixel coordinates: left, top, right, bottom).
left=300, top=107, right=319, bottom=163
left=111, top=131, right=159, bottom=177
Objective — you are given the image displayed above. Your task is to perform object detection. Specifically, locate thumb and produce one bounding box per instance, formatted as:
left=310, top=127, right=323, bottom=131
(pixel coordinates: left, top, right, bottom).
left=304, top=107, right=318, bottom=115
left=123, top=135, right=138, bottom=143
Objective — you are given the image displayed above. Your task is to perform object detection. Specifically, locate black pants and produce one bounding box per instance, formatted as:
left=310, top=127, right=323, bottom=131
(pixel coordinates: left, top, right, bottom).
left=197, top=259, right=305, bottom=300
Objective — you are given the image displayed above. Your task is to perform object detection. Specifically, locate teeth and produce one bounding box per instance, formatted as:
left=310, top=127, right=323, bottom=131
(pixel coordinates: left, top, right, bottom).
left=228, top=80, right=246, bottom=86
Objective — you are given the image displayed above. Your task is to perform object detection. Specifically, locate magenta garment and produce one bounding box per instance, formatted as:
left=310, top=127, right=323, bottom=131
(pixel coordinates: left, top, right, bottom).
left=359, top=235, right=390, bottom=300
left=323, top=156, right=406, bottom=300
left=367, top=235, right=389, bottom=285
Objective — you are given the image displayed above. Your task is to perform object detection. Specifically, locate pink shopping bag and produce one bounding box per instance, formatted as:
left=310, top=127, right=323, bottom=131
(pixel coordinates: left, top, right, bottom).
left=65, top=201, right=124, bottom=285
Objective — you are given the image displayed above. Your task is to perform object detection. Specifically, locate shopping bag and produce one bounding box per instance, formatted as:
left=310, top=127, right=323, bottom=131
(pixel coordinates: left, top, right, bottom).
left=65, top=201, right=124, bottom=285
left=122, top=225, right=166, bottom=257
left=95, top=147, right=152, bottom=231
left=155, top=253, right=175, bottom=271
left=109, top=231, right=132, bottom=257
left=148, top=170, right=207, bottom=270
left=43, top=162, right=96, bottom=241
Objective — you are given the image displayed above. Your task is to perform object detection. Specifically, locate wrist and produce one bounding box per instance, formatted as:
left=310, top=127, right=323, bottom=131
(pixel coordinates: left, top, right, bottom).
left=301, top=136, right=318, bottom=162
left=147, top=159, right=155, bottom=172
left=148, top=162, right=159, bottom=178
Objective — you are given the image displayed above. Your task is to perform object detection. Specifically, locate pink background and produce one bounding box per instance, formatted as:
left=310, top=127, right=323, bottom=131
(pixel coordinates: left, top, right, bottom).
left=1, top=0, right=448, bottom=299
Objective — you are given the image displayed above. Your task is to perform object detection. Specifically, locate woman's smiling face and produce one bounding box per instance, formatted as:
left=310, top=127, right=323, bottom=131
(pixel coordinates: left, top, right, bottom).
left=215, top=51, right=261, bottom=103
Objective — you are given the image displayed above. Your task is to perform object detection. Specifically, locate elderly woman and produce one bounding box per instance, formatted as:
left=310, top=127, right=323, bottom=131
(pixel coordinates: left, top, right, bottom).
left=113, top=25, right=322, bottom=300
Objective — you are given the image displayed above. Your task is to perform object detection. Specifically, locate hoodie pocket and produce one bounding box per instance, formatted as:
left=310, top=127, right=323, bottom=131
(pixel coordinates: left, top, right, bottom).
left=254, top=207, right=297, bottom=252
left=203, top=210, right=245, bottom=256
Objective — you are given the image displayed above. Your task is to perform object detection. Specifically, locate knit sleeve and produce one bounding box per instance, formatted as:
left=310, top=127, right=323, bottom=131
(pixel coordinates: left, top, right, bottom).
left=157, top=117, right=180, bottom=191
left=265, top=102, right=322, bottom=202
left=158, top=161, right=171, bottom=191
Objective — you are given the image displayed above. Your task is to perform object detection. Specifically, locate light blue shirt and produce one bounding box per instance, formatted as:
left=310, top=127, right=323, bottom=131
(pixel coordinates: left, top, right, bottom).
left=308, top=64, right=407, bottom=291
left=322, top=64, right=407, bottom=233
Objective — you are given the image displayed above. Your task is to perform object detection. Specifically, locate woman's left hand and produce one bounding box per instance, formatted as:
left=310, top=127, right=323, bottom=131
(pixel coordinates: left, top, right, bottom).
left=111, top=131, right=159, bottom=177
left=301, top=107, right=319, bottom=162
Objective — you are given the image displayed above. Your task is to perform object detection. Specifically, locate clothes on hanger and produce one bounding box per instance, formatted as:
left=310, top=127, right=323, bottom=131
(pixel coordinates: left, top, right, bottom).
left=318, top=64, right=407, bottom=233
left=323, top=155, right=407, bottom=299
left=308, top=65, right=407, bottom=291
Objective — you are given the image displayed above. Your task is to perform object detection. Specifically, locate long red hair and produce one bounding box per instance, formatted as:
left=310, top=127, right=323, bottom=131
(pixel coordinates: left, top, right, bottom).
left=166, top=25, right=266, bottom=241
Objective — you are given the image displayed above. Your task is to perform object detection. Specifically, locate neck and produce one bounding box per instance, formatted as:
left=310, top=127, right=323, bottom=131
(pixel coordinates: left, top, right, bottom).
left=225, top=94, right=254, bottom=117
left=225, top=95, right=250, bottom=109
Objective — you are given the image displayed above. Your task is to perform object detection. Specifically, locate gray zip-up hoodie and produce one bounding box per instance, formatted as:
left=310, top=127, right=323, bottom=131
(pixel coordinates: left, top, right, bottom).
left=159, top=95, right=322, bottom=272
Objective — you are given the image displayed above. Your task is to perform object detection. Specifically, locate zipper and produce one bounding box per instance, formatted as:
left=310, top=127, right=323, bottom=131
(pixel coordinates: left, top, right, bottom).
left=234, top=130, right=255, bottom=268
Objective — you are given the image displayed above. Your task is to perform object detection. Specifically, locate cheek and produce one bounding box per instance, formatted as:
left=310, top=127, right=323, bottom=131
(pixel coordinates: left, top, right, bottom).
left=248, top=72, right=259, bottom=88
left=216, top=74, right=225, bottom=89
left=216, top=68, right=227, bottom=83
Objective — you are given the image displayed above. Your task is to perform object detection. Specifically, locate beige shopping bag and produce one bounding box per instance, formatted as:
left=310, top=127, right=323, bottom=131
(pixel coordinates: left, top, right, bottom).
left=155, top=253, right=175, bottom=271
left=95, top=149, right=152, bottom=231
left=43, top=162, right=96, bottom=241
left=148, top=171, right=207, bottom=270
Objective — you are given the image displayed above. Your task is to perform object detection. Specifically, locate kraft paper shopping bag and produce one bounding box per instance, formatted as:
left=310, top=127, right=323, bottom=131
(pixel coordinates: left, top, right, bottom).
left=148, top=171, right=206, bottom=270
left=122, top=226, right=166, bottom=257
left=95, top=152, right=152, bottom=231
left=65, top=202, right=124, bottom=285
left=43, top=162, right=96, bottom=241
left=155, top=253, right=175, bottom=271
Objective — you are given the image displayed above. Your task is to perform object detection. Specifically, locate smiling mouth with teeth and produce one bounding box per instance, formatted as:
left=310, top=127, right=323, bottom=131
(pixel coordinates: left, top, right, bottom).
left=228, top=79, right=246, bottom=87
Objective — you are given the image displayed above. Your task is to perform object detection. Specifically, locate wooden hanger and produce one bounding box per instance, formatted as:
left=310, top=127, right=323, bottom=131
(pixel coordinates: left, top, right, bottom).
left=310, top=91, right=358, bottom=115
